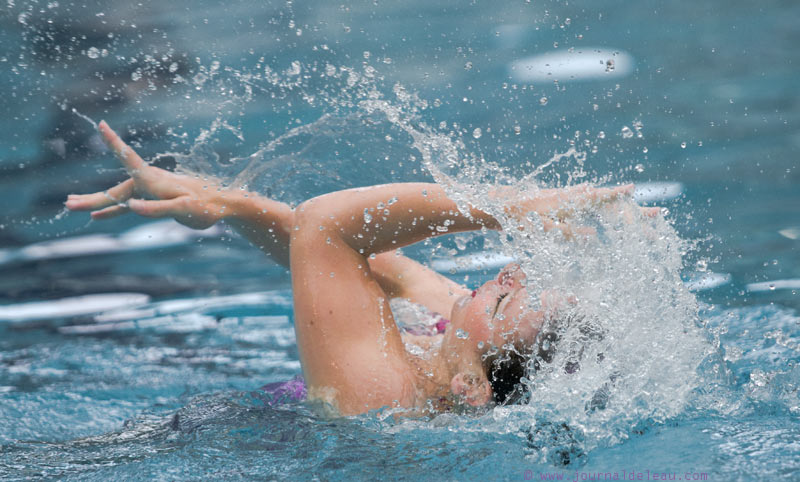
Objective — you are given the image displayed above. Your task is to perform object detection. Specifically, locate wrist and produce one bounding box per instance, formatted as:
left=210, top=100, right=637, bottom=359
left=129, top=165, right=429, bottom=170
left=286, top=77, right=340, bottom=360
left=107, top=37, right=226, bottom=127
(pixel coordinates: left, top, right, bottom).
left=214, top=189, right=252, bottom=222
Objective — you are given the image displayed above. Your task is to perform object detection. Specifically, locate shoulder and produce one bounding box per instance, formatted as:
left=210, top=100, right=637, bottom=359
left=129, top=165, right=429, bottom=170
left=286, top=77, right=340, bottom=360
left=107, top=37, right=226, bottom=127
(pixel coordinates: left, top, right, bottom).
left=308, top=364, right=420, bottom=416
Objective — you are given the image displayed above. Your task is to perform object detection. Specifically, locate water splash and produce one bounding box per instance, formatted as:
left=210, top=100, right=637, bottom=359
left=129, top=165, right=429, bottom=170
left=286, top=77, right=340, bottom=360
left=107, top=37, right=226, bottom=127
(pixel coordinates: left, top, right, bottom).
left=149, top=60, right=713, bottom=457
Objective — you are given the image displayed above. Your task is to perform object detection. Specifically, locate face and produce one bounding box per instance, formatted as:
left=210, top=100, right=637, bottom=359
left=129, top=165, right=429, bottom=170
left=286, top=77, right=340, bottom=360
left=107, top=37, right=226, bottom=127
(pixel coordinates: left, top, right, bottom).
left=444, top=263, right=545, bottom=406
left=450, top=263, right=544, bottom=355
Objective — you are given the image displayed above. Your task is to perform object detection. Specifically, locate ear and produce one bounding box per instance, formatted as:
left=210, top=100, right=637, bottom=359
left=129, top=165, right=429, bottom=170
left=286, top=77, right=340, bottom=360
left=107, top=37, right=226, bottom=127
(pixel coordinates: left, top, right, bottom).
left=450, top=372, right=493, bottom=406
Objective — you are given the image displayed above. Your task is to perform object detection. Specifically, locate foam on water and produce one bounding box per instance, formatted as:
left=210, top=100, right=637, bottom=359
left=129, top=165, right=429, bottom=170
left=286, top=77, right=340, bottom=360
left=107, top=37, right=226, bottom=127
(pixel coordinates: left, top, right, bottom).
left=509, top=47, right=634, bottom=82
left=0, top=220, right=222, bottom=267
left=0, top=293, right=150, bottom=322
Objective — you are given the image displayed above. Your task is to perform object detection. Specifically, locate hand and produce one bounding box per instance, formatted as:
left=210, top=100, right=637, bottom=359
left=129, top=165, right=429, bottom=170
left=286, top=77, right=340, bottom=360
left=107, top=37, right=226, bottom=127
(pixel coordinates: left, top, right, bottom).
left=66, top=121, right=230, bottom=229
left=502, top=184, right=661, bottom=239
left=517, top=183, right=635, bottom=220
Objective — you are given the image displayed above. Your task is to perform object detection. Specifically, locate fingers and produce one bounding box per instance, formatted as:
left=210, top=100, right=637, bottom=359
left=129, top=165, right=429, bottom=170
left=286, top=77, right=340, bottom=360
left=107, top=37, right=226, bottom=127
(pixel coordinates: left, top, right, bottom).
left=127, top=197, right=187, bottom=218
left=98, top=120, right=147, bottom=175
left=78, top=195, right=193, bottom=222
left=593, top=183, right=634, bottom=203
left=640, top=206, right=661, bottom=218
left=90, top=204, right=129, bottom=220
left=541, top=217, right=597, bottom=240
left=557, top=184, right=633, bottom=216
left=66, top=179, right=135, bottom=211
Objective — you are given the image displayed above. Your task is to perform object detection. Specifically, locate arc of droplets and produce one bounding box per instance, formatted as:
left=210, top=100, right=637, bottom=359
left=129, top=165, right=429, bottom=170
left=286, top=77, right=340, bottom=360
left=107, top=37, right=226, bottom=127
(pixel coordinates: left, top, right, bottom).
left=353, top=74, right=710, bottom=457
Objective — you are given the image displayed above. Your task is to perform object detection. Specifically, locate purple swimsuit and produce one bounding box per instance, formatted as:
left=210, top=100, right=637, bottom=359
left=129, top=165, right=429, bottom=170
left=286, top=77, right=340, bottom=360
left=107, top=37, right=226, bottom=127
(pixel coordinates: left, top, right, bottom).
left=260, top=375, right=307, bottom=404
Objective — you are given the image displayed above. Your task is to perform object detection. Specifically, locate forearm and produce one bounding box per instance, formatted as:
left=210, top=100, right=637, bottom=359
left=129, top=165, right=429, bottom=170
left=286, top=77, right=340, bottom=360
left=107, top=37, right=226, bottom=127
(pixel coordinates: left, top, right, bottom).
left=223, top=192, right=294, bottom=268
left=295, top=183, right=500, bottom=257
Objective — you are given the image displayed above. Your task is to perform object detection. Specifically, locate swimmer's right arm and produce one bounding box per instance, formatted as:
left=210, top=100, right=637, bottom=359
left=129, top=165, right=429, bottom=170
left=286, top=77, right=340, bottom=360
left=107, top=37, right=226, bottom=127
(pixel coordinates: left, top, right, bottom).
left=66, top=121, right=294, bottom=266
left=66, top=122, right=473, bottom=293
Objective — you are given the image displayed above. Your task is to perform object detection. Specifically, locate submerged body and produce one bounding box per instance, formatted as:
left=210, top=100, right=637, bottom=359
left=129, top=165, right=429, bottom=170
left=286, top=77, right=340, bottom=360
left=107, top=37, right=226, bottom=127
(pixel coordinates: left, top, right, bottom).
left=66, top=121, right=656, bottom=415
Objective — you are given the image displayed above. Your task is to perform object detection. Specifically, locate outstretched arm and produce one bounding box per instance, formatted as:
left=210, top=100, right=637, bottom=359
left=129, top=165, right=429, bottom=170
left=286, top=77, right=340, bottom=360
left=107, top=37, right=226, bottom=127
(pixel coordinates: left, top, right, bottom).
left=66, top=122, right=465, bottom=309
left=66, top=121, right=294, bottom=267
left=293, top=181, right=634, bottom=257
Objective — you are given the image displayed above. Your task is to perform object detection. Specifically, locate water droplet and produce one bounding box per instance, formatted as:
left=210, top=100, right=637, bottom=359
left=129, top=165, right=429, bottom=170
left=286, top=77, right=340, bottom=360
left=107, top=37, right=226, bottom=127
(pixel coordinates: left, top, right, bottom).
left=472, top=127, right=482, bottom=139
left=642, top=146, right=649, bottom=153
left=477, top=341, right=484, bottom=349
left=769, top=284, right=776, bottom=291
left=464, top=61, right=473, bottom=71
left=330, top=272, right=335, bottom=278
left=456, top=328, right=470, bottom=339
left=131, top=70, right=142, bottom=81
left=634, top=163, right=645, bottom=173
left=680, top=141, right=687, bottom=149
left=605, top=59, right=615, bottom=72
left=363, top=209, right=372, bottom=223
left=86, top=47, right=100, bottom=59
left=695, top=259, right=708, bottom=272
left=621, top=126, right=633, bottom=139
left=597, top=131, right=606, bottom=139
left=539, top=97, right=548, bottom=106
left=513, top=125, right=521, bottom=135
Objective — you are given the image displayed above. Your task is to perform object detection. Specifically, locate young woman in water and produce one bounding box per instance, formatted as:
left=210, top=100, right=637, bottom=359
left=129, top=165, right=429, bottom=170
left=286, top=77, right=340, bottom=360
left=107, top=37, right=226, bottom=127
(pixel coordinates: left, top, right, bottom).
left=66, top=121, right=652, bottom=416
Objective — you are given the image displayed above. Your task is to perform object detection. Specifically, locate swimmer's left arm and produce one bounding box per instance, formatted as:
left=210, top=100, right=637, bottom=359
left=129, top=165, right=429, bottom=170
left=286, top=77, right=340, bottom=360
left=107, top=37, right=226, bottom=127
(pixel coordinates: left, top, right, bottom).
left=491, top=183, right=661, bottom=239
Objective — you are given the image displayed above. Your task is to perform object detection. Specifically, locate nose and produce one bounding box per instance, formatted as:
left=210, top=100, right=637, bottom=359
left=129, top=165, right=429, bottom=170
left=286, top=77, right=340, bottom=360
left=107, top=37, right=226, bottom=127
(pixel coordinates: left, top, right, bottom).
left=497, top=263, right=526, bottom=288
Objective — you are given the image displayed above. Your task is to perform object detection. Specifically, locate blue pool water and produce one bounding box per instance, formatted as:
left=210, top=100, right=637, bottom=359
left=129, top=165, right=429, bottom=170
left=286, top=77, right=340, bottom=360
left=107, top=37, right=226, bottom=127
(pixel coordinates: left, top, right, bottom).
left=1, top=0, right=799, bottom=480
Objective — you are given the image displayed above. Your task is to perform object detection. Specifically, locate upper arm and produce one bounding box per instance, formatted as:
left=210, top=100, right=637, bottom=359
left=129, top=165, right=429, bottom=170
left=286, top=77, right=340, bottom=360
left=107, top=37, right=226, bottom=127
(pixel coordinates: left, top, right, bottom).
left=369, top=252, right=469, bottom=316
left=289, top=205, right=415, bottom=414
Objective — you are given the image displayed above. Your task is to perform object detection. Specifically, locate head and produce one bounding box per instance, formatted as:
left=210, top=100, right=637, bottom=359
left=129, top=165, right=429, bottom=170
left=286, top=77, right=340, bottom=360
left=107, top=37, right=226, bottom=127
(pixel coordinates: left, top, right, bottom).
left=442, top=263, right=549, bottom=406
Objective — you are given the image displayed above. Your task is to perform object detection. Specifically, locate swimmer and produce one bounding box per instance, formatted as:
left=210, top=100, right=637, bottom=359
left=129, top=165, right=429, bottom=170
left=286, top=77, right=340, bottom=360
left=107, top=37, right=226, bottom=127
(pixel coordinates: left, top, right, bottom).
left=66, top=121, right=659, bottom=416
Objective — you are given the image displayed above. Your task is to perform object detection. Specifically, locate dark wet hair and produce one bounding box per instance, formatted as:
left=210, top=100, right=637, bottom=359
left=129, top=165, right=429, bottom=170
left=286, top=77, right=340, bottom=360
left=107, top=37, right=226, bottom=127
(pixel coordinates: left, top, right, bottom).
left=484, top=313, right=584, bottom=405
left=485, top=349, right=528, bottom=405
